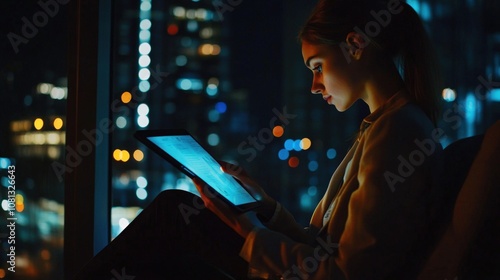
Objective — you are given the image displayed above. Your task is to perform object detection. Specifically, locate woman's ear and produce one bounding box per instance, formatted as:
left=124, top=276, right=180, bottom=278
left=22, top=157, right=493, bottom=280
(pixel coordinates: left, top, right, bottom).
left=345, top=32, right=368, bottom=59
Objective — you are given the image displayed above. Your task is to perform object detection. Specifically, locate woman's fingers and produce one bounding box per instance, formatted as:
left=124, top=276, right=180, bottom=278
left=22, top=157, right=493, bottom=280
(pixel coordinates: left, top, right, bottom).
left=218, top=160, right=246, bottom=177
left=192, top=177, right=255, bottom=238
left=193, top=178, right=232, bottom=212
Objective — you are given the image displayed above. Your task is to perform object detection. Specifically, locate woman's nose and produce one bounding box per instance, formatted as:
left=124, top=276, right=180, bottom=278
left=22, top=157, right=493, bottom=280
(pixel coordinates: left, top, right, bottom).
left=311, top=78, right=324, bottom=95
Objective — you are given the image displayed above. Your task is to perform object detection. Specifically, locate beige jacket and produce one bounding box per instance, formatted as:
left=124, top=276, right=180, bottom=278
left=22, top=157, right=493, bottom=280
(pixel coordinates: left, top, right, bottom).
left=240, top=92, right=443, bottom=279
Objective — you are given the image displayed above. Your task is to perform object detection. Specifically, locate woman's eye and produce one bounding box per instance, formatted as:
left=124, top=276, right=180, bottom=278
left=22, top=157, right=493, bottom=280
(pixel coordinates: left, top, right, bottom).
left=313, top=65, right=322, bottom=73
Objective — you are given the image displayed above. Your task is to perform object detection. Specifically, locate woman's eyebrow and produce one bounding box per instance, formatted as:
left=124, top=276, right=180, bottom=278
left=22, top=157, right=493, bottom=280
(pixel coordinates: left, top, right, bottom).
left=305, top=55, right=318, bottom=68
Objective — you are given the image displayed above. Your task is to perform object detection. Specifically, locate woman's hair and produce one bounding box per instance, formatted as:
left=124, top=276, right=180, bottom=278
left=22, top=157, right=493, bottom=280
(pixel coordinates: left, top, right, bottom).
left=299, top=0, right=442, bottom=124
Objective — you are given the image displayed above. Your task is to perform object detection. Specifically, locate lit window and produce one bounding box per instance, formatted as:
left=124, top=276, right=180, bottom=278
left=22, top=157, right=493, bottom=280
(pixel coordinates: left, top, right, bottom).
left=53, top=118, right=63, bottom=130
left=278, top=149, right=289, bottom=160
left=273, top=126, right=284, bottom=137
left=138, top=68, right=151, bottom=81
left=308, top=160, right=318, bottom=172
left=293, top=140, right=302, bottom=151
left=116, top=116, right=127, bottom=129
left=167, top=24, right=179, bottom=35
left=284, top=139, right=294, bottom=151
left=137, top=115, right=150, bottom=128
left=136, top=188, right=148, bottom=200
left=300, top=138, right=312, bottom=150
left=113, top=149, right=122, bottom=161
left=121, top=150, right=130, bottom=162
left=326, top=148, right=337, bottom=159
left=207, top=133, right=220, bottom=146
left=139, top=30, right=151, bottom=41
left=137, top=104, right=150, bottom=116
left=139, top=19, right=152, bottom=30
left=133, top=150, right=144, bottom=161
left=140, top=1, right=151, bottom=11
left=138, top=43, right=151, bottom=55
left=138, top=55, right=151, bottom=67
left=139, top=81, right=150, bottom=92
left=173, top=7, right=186, bottom=18
left=206, top=84, right=218, bottom=96
left=215, top=102, right=227, bottom=113
left=442, top=88, right=456, bottom=102
left=136, top=176, right=148, bottom=188
left=288, top=156, right=299, bottom=168
left=175, top=55, right=187, bottom=66
left=121, top=91, right=132, bottom=103
left=34, top=118, right=44, bottom=130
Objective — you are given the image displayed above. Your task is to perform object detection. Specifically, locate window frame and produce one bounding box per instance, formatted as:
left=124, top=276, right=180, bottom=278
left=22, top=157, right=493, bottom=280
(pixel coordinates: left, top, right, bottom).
left=64, top=0, right=113, bottom=278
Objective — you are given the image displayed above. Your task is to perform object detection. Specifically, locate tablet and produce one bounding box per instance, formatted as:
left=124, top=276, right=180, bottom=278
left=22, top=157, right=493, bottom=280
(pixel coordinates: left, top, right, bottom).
left=134, top=129, right=261, bottom=212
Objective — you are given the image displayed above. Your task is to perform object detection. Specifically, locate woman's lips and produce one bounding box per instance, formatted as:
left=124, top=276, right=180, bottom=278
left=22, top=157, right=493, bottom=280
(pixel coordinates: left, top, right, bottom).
left=323, top=95, right=332, bottom=104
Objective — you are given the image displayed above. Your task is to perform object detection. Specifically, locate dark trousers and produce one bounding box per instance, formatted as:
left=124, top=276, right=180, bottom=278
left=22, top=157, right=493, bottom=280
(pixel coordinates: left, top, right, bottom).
left=74, top=190, right=249, bottom=280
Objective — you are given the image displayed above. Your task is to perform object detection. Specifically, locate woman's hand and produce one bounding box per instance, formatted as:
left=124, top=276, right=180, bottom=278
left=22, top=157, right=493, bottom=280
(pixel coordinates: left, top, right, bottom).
left=219, top=161, right=277, bottom=222
left=192, top=177, right=255, bottom=238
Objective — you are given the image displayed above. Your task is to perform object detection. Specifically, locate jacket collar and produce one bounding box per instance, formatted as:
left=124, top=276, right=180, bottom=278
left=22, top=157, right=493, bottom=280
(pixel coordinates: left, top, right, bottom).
left=359, top=90, right=411, bottom=133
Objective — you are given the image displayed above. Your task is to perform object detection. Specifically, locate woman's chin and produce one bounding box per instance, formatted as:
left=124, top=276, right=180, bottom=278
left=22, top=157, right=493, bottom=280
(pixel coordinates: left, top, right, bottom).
left=333, top=103, right=348, bottom=112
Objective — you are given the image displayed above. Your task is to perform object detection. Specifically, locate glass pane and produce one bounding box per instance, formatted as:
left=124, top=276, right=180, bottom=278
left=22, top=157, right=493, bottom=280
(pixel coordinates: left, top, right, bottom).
left=110, top=0, right=239, bottom=238
left=109, top=0, right=500, bottom=240
left=109, top=0, right=343, bottom=238
left=1, top=1, right=67, bottom=279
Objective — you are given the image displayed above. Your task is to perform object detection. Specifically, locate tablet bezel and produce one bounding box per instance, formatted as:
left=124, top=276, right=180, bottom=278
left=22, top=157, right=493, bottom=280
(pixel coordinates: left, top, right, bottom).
left=134, top=129, right=261, bottom=212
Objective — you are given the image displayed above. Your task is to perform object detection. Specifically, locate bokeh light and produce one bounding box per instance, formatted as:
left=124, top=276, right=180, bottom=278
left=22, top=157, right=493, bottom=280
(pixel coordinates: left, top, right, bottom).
left=288, top=156, right=299, bottom=168
left=121, top=91, right=132, bottom=103
left=34, top=118, right=44, bottom=130
left=53, top=118, right=63, bottom=130
left=273, top=126, right=284, bottom=137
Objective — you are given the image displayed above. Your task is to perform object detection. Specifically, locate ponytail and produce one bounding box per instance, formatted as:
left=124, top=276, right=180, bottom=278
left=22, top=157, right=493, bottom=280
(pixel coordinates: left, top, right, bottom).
left=394, top=2, right=442, bottom=125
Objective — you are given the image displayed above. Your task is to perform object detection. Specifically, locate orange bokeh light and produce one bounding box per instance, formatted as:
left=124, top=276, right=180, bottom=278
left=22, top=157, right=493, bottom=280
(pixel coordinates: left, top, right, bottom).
left=273, top=126, right=284, bottom=137
left=121, top=91, right=132, bottom=104
left=167, top=24, right=178, bottom=35
left=288, top=156, right=299, bottom=168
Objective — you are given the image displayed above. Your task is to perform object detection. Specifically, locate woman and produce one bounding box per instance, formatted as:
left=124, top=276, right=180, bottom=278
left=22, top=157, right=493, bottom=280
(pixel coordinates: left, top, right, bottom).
left=194, top=0, right=444, bottom=279
left=77, top=0, right=444, bottom=279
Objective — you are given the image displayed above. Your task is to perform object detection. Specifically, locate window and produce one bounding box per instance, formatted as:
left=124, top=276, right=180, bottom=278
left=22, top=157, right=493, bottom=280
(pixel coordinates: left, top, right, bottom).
left=1, top=1, right=68, bottom=278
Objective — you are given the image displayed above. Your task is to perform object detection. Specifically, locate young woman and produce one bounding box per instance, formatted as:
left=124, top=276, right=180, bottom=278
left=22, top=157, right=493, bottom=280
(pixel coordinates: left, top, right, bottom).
left=194, top=0, right=444, bottom=279
left=77, top=0, right=444, bottom=279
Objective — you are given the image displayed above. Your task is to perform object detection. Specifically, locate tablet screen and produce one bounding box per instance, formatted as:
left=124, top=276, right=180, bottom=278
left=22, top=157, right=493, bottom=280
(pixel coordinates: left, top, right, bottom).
left=147, top=135, right=258, bottom=207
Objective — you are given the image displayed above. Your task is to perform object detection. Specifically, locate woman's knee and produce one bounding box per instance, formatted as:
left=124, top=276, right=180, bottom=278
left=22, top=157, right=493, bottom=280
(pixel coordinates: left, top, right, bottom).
left=154, top=189, right=203, bottom=206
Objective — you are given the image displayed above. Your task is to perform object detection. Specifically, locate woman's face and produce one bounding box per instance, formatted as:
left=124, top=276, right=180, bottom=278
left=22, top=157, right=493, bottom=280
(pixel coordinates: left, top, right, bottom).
left=301, top=41, right=364, bottom=112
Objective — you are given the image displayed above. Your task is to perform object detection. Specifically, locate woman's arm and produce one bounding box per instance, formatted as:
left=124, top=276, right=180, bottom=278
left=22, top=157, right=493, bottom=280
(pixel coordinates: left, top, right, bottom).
left=197, top=106, right=442, bottom=279
left=221, top=162, right=313, bottom=244
left=240, top=107, right=443, bottom=279
left=336, top=109, right=441, bottom=279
